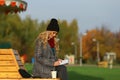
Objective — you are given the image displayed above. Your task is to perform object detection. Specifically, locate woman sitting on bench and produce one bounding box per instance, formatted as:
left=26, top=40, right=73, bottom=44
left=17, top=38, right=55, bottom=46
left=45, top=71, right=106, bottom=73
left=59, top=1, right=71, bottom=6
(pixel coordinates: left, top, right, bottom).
left=32, top=18, right=68, bottom=80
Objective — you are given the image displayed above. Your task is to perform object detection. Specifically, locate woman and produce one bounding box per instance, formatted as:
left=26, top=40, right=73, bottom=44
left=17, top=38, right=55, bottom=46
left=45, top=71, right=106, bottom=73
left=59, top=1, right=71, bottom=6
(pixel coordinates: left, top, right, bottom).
left=32, top=18, right=68, bottom=80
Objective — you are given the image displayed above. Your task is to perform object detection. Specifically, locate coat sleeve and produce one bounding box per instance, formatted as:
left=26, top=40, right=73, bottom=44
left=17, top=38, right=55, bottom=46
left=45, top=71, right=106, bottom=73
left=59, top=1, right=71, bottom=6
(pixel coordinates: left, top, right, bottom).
left=35, top=39, right=55, bottom=67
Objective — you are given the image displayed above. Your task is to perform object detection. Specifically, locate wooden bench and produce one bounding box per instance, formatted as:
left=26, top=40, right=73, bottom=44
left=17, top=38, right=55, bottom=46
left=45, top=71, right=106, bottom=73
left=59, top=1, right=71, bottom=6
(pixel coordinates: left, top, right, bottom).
left=0, top=78, right=59, bottom=80
left=0, top=79, right=59, bottom=80
left=98, top=61, right=108, bottom=68
left=0, top=49, right=59, bottom=80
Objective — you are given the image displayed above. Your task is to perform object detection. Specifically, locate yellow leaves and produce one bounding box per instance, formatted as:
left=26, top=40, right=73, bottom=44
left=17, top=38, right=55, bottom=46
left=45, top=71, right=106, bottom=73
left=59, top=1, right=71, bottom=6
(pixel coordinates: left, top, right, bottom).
left=81, top=28, right=119, bottom=62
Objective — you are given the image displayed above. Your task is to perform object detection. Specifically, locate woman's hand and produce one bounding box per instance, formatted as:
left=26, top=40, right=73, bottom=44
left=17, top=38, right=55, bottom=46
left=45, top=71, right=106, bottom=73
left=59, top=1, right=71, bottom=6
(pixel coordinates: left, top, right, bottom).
left=54, top=59, right=62, bottom=66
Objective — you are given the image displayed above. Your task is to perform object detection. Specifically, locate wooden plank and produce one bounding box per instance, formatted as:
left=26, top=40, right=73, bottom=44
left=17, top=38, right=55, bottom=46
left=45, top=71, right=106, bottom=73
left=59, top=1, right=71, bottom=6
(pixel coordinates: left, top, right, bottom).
left=0, top=78, right=60, bottom=80
left=0, top=61, right=15, bottom=66
left=9, top=49, right=20, bottom=69
left=12, top=49, right=25, bottom=69
left=15, top=55, right=21, bottom=61
left=17, top=61, right=25, bottom=69
left=0, top=72, right=21, bottom=78
left=20, top=78, right=60, bottom=80
left=0, top=66, right=18, bottom=71
left=17, top=60, right=24, bottom=66
left=0, top=55, right=13, bottom=60
left=13, top=50, right=19, bottom=55
left=0, top=49, right=11, bottom=55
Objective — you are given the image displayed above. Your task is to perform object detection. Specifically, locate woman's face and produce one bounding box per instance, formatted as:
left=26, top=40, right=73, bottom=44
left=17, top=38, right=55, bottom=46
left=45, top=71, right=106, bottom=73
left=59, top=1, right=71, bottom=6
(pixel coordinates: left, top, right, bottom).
left=48, top=31, right=57, bottom=39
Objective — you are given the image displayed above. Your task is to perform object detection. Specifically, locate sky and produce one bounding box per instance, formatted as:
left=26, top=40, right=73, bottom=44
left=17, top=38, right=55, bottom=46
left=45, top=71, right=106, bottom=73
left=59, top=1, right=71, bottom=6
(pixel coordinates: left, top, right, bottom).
left=20, top=0, right=120, bottom=33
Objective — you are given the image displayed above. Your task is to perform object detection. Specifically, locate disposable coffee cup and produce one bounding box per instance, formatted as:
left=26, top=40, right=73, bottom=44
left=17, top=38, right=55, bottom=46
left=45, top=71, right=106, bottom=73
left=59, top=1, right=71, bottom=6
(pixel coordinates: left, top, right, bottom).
left=51, top=71, right=57, bottom=78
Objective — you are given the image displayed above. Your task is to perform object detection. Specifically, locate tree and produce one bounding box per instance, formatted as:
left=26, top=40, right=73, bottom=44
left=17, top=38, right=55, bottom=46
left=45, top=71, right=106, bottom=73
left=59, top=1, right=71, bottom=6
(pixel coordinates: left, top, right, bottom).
left=82, top=26, right=115, bottom=63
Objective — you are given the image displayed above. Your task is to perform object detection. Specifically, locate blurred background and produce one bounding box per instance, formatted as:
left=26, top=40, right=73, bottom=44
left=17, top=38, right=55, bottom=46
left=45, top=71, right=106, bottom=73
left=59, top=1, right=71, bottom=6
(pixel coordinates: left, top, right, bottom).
left=0, top=0, right=120, bottom=66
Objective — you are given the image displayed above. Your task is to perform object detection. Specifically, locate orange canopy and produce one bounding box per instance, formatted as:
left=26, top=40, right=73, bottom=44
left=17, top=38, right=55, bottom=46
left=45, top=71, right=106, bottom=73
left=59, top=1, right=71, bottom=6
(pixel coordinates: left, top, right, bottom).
left=0, top=0, right=27, bottom=14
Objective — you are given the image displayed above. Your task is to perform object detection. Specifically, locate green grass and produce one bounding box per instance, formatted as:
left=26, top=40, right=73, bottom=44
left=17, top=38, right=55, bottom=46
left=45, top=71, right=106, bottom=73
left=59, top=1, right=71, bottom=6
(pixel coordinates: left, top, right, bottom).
left=67, top=66, right=120, bottom=80
left=25, top=63, right=120, bottom=80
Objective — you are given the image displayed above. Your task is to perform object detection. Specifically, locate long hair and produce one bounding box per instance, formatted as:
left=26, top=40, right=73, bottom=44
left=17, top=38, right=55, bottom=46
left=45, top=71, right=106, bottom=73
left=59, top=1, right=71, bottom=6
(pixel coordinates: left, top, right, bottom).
left=36, top=31, right=58, bottom=49
left=36, top=31, right=48, bottom=48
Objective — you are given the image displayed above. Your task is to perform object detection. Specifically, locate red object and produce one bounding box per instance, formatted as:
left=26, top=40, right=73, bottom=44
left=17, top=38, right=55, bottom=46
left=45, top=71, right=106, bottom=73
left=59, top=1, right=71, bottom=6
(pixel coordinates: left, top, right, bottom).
left=48, top=37, right=55, bottom=48
left=0, top=0, right=5, bottom=6
left=19, top=3, right=23, bottom=9
left=11, top=1, right=16, bottom=7
left=21, top=54, right=27, bottom=63
left=0, top=0, right=27, bottom=14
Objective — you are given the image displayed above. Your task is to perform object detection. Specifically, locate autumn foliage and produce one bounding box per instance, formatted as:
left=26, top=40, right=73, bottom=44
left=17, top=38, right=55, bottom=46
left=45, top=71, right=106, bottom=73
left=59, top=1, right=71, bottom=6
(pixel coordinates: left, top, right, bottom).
left=0, top=14, right=120, bottom=64
left=82, top=27, right=120, bottom=63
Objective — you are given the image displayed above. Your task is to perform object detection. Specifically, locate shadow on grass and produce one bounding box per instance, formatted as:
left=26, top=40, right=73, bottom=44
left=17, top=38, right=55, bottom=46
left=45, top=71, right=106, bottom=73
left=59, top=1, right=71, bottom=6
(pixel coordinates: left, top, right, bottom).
left=68, top=71, right=104, bottom=80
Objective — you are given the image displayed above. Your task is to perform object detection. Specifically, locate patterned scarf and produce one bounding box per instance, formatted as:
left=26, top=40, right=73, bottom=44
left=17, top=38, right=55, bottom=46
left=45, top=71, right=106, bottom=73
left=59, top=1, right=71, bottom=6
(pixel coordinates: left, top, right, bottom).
left=48, top=37, right=55, bottom=55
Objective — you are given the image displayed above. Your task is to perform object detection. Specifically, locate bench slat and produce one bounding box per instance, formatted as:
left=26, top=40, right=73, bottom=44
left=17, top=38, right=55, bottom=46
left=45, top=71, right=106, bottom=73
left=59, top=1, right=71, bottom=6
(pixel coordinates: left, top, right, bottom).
left=0, top=72, right=21, bottom=78
left=0, top=50, right=11, bottom=55
left=0, top=55, right=13, bottom=60
left=0, top=61, right=15, bottom=66
left=0, top=78, right=60, bottom=80
left=0, top=66, right=18, bottom=71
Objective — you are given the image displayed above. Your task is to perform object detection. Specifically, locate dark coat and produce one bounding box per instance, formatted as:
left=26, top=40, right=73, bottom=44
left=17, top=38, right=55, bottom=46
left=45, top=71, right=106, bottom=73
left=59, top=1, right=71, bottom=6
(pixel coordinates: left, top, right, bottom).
left=32, top=38, right=57, bottom=78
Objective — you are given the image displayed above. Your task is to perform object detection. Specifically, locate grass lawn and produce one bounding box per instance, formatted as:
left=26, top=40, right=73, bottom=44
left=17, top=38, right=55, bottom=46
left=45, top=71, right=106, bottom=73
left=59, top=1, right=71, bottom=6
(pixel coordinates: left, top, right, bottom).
left=25, top=63, right=120, bottom=80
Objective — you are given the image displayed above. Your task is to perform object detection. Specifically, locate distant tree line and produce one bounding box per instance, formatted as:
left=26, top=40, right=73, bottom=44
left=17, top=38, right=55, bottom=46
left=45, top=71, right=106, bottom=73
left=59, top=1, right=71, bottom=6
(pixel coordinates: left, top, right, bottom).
left=0, top=14, right=78, bottom=62
left=0, top=14, right=120, bottom=64
left=82, top=27, right=120, bottom=64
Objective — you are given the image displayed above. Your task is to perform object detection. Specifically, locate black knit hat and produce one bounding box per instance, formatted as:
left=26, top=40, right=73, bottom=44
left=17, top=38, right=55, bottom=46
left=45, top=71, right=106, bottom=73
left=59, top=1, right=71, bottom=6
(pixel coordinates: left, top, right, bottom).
left=46, top=18, right=59, bottom=32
